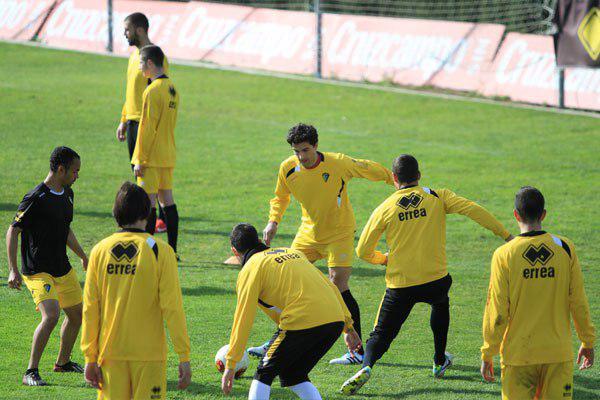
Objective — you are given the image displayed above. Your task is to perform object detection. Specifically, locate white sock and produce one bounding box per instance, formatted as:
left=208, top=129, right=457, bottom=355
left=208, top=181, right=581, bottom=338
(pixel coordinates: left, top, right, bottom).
left=289, top=381, right=322, bottom=400
left=248, top=379, right=271, bottom=400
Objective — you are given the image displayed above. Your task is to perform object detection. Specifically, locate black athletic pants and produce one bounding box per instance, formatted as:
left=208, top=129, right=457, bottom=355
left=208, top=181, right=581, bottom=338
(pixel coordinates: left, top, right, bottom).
left=255, top=321, right=344, bottom=387
left=363, top=274, right=452, bottom=368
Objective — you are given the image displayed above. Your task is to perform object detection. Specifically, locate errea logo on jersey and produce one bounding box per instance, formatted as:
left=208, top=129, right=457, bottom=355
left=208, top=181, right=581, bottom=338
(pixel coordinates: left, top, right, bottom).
left=522, top=243, right=555, bottom=279
left=397, top=193, right=423, bottom=209
left=111, top=242, right=138, bottom=262
left=397, top=193, right=427, bottom=221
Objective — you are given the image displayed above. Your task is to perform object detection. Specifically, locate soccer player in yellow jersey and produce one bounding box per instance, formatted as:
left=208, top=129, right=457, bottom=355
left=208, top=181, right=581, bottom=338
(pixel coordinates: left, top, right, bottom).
left=341, top=154, right=513, bottom=395
left=480, top=186, right=595, bottom=399
left=81, top=182, right=191, bottom=400
left=131, top=45, right=180, bottom=257
left=258, top=123, right=394, bottom=365
left=221, top=223, right=361, bottom=399
left=116, top=12, right=170, bottom=233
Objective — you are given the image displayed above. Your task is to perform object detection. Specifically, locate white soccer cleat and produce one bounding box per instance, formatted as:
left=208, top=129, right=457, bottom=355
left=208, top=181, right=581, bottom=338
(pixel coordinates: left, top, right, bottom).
left=330, top=351, right=364, bottom=365
left=340, top=366, right=371, bottom=395
left=432, top=352, right=454, bottom=378
left=247, top=341, right=270, bottom=359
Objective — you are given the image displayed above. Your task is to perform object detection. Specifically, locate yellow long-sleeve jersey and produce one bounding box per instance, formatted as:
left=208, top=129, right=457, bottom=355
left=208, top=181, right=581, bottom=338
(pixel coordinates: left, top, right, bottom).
left=131, top=76, right=179, bottom=168
left=120, top=48, right=169, bottom=123
left=81, top=229, right=190, bottom=364
left=269, top=152, right=394, bottom=243
left=481, top=231, right=595, bottom=365
left=357, top=185, right=511, bottom=288
left=226, top=246, right=353, bottom=369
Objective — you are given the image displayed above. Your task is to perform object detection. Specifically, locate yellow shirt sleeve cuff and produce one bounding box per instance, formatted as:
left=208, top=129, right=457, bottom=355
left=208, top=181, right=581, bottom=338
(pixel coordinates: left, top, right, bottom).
left=225, top=360, right=237, bottom=370
left=85, top=355, right=98, bottom=364
left=178, top=353, right=191, bottom=363
left=481, top=352, right=494, bottom=362
left=371, top=251, right=387, bottom=265
left=120, top=115, right=127, bottom=123
left=582, top=341, right=595, bottom=349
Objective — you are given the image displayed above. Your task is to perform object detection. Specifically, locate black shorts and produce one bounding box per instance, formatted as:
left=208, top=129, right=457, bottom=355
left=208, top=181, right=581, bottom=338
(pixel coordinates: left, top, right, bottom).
left=255, top=321, right=344, bottom=387
left=126, top=120, right=139, bottom=160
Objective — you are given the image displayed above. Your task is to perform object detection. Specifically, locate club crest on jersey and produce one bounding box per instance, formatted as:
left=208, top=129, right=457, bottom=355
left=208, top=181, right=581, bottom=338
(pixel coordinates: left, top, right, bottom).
left=397, top=193, right=423, bottom=209
left=151, top=386, right=162, bottom=399
left=111, top=242, right=139, bottom=262
left=522, top=243, right=554, bottom=266
left=44, top=284, right=51, bottom=293
left=322, top=173, right=330, bottom=182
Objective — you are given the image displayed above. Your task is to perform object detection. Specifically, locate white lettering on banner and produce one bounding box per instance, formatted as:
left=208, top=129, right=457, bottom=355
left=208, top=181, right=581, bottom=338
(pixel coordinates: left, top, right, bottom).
left=178, top=7, right=240, bottom=49
left=0, top=0, right=49, bottom=30
left=495, top=39, right=557, bottom=88
left=328, top=20, right=466, bottom=78
left=566, top=68, right=600, bottom=96
left=223, top=21, right=309, bottom=63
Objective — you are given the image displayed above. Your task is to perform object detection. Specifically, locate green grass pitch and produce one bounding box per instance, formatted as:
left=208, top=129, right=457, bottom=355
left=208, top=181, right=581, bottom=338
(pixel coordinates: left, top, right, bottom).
left=0, top=41, right=598, bottom=399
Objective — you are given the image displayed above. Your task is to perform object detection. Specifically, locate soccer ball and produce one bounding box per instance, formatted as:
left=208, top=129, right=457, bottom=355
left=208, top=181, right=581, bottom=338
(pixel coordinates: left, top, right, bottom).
left=215, top=344, right=249, bottom=379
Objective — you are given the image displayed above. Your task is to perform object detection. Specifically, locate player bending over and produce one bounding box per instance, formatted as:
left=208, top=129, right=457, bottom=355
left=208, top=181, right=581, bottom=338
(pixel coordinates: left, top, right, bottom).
left=131, top=45, right=180, bottom=257
left=81, top=182, right=191, bottom=399
left=116, top=12, right=170, bottom=233
left=341, top=154, right=513, bottom=395
left=252, top=123, right=394, bottom=365
left=6, top=146, right=87, bottom=386
left=222, top=223, right=361, bottom=399
left=481, top=186, right=595, bottom=399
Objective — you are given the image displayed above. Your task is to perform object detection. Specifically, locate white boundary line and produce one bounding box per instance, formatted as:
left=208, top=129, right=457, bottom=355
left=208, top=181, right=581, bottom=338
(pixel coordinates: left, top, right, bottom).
left=4, top=38, right=600, bottom=119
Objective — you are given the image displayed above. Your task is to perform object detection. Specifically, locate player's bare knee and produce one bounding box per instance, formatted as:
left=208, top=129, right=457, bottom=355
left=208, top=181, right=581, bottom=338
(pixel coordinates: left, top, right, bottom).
left=64, top=304, right=83, bottom=326
left=42, top=310, right=60, bottom=327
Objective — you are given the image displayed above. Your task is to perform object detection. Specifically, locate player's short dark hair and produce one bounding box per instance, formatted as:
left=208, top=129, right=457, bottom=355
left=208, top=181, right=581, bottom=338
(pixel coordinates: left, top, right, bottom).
left=125, top=12, right=149, bottom=32
left=287, top=123, right=318, bottom=146
left=113, top=182, right=151, bottom=227
left=140, top=45, right=165, bottom=68
left=230, top=223, right=260, bottom=253
left=50, top=146, right=80, bottom=172
left=392, top=154, right=419, bottom=183
left=515, top=186, right=545, bottom=223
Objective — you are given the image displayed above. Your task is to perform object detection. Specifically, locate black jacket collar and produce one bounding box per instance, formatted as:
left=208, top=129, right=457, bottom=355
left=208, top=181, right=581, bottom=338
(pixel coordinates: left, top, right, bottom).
left=118, top=228, right=146, bottom=233
left=242, top=243, right=269, bottom=266
left=518, top=230, right=546, bottom=237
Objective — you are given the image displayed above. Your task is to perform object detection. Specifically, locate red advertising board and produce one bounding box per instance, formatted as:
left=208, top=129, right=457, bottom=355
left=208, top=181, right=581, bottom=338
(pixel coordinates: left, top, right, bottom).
left=0, top=0, right=54, bottom=40
left=322, top=14, right=505, bottom=92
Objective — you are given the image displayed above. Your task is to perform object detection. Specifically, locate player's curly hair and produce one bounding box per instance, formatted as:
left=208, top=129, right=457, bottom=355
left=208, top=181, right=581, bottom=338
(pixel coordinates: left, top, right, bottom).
left=286, top=123, right=318, bottom=146
left=49, top=146, right=80, bottom=172
left=113, top=182, right=151, bottom=227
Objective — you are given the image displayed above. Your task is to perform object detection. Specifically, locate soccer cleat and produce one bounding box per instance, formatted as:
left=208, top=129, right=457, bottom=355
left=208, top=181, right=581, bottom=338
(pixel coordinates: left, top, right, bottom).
left=54, top=361, right=84, bottom=373
left=432, top=352, right=454, bottom=378
left=340, top=366, right=371, bottom=396
left=247, top=341, right=270, bottom=358
left=330, top=351, right=364, bottom=365
left=155, top=218, right=167, bottom=233
left=23, top=369, right=47, bottom=386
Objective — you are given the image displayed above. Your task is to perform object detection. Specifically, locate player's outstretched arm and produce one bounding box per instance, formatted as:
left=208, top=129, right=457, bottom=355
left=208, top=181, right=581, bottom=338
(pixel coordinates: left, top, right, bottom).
left=6, top=225, right=22, bottom=290
left=440, top=189, right=511, bottom=240
left=342, top=155, right=394, bottom=185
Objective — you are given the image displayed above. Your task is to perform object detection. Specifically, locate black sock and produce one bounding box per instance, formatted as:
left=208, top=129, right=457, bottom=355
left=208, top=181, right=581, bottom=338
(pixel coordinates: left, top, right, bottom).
left=146, top=207, right=157, bottom=235
left=25, top=368, right=38, bottom=374
left=431, top=299, right=450, bottom=365
left=158, top=204, right=166, bottom=221
left=341, top=289, right=363, bottom=355
left=163, top=204, right=179, bottom=253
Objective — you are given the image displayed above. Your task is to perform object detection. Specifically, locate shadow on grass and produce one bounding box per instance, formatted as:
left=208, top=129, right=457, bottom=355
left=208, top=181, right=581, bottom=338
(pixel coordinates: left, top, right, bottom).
left=167, top=379, right=215, bottom=395
left=0, top=202, right=17, bottom=212
left=181, top=285, right=234, bottom=296
left=360, top=387, right=498, bottom=398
